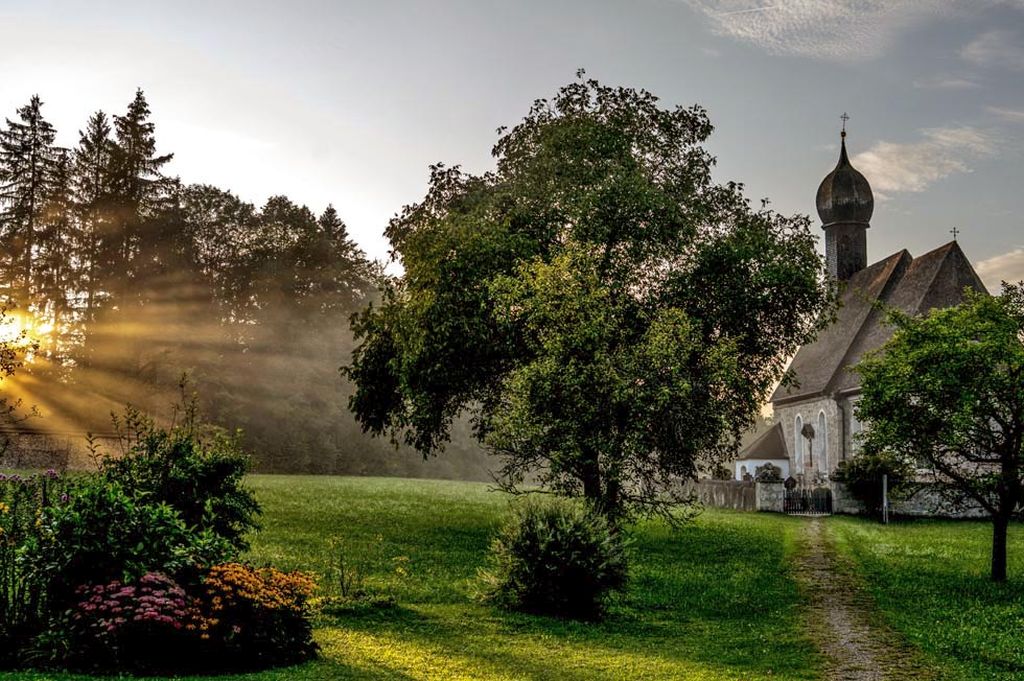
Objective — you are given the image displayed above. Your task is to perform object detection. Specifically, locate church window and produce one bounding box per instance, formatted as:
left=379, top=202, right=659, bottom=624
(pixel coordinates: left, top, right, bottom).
left=850, top=399, right=863, bottom=454
left=794, top=414, right=803, bottom=468
left=817, top=410, right=828, bottom=472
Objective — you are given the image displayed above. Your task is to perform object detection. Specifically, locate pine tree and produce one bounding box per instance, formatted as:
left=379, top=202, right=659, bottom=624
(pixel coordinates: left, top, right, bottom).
left=313, top=204, right=371, bottom=314
left=71, top=110, right=115, bottom=321
left=107, top=89, right=173, bottom=297
left=317, top=204, right=345, bottom=238
left=35, top=147, right=75, bottom=360
left=0, top=95, right=58, bottom=305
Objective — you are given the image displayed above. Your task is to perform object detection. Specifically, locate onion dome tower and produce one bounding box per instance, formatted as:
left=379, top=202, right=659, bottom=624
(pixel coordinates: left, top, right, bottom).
left=816, top=114, right=873, bottom=280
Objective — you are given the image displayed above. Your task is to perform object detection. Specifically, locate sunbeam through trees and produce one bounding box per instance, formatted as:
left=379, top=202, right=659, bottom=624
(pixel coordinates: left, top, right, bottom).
left=0, top=90, right=489, bottom=478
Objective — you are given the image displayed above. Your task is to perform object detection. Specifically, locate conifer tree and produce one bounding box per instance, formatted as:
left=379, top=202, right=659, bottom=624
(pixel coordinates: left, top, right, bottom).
left=0, top=95, right=58, bottom=305
left=314, top=204, right=371, bottom=313
left=107, top=89, right=173, bottom=296
left=35, top=148, right=75, bottom=359
left=71, top=111, right=114, bottom=320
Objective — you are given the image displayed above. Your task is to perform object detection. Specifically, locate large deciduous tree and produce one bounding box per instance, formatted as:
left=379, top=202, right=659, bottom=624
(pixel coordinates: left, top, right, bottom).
left=856, top=284, right=1024, bottom=581
left=346, top=76, right=834, bottom=520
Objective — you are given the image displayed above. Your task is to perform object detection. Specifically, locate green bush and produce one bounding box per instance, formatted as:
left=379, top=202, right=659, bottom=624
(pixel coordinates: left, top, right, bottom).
left=478, top=497, right=628, bottom=620
left=1, top=391, right=308, bottom=674
left=20, top=477, right=233, bottom=612
left=100, top=403, right=260, bottom=552
left=832, top=450, right=914, bottom=517
left=755, top=462, right=782, bottom=482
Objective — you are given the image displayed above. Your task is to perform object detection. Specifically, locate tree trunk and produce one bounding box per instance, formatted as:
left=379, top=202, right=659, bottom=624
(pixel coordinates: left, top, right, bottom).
left=992, top=513, right=1009, bottom=582
left=580, top=452, right=602, bottom=509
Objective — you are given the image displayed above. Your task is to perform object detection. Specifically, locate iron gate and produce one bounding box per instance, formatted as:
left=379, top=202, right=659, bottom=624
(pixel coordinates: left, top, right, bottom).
left=784, top=487, right=833, bottom=516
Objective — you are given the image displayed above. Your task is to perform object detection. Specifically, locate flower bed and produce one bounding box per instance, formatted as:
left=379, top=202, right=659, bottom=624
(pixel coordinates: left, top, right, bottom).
left=1, top=403, right=319, bottom=674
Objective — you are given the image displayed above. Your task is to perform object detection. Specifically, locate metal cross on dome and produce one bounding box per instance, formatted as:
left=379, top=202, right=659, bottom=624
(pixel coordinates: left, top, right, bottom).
left=840, top=112, right=849, bottom=138
left=951, top=226, right=960, bottom=240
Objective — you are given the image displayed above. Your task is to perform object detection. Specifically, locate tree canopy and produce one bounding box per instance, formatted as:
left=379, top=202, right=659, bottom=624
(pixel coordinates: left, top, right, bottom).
left=347, top=76, right=835, bottom=519
left=856, top=284, right=1024, bottom=581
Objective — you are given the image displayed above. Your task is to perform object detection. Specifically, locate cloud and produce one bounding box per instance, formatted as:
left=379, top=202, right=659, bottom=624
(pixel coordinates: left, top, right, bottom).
left=987, top=106, right=1024, bottom=123
left=851, top=127, right=997, bottom=197
left=912, top=75, right=980, bottom=89
left=975, top=248, right=1024, bottom=288
left=681, top=1, right=971, bottom=59
left=961, top=30, right=1024, bottom=70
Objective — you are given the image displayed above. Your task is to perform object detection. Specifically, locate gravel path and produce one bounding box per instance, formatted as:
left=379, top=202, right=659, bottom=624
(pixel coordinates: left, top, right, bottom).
left=794, top=519, right=936, bottom=681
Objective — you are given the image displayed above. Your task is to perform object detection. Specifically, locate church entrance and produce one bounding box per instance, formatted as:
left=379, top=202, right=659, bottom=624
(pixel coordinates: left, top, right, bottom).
left=783, top=487, right=833, bottom=516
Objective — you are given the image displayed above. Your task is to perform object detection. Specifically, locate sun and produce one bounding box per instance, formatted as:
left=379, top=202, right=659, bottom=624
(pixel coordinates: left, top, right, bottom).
left=0, top=312, right=27, bottom=344
left=0, top=310, right=52, bottom=350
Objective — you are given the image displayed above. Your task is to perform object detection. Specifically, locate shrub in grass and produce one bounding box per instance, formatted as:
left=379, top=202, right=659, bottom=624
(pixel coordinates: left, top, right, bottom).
left=478, top=497, right=628, bottom=620
left=313, top=536, right=398, bottom=617
left=196, top=562, right=319, bottom=669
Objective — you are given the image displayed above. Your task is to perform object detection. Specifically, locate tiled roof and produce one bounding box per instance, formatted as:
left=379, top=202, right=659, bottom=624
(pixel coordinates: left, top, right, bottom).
left=772, top=240, right=987, bottom=405
left=737, top=422, right=788, bottom=461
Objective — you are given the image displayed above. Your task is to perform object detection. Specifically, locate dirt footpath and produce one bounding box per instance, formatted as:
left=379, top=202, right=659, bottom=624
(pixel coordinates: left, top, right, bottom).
left=793, top=519, right=937, bottom=681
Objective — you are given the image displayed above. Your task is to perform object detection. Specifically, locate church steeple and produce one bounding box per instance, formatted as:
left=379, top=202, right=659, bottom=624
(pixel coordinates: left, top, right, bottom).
left=816, top=116, right=873, bottom=280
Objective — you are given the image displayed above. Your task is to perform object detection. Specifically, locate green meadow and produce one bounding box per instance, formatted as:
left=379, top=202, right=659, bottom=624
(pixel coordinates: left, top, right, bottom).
left=3, top=475, right=1023, bottom=680
left=829, top=516, right=1024, bottom=681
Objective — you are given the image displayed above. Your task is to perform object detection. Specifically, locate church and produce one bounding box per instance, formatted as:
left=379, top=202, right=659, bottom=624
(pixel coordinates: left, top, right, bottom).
left=734, top=125, right=988, bottom=483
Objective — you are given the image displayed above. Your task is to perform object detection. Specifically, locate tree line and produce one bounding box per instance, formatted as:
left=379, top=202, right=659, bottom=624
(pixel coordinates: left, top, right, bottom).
left=0, top=91, right=490, bottom=478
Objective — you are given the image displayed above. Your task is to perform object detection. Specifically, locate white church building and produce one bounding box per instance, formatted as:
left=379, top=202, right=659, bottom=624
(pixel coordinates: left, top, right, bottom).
left=735, top=126, right=988, bottom=483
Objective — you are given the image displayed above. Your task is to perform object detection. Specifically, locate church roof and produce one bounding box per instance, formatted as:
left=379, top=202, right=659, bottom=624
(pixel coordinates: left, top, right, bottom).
left=737, top=422, right=788, bottom=461
left=772, top=240, right=987, bottom=406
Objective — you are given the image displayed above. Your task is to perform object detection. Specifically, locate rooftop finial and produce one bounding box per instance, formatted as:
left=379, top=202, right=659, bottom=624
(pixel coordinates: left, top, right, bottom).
left=840, top=112, right=849, bottom=139
left=950, top=226, right=960, bottom=241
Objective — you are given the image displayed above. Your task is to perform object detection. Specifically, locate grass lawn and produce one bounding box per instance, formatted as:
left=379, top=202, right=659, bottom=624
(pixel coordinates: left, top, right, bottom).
left=827, top=516, right=1024, bottom=681
left=1, top=475, right=819, bottom=681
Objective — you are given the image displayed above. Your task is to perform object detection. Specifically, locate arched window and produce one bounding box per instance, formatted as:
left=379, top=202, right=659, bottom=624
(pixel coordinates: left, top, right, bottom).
left=850, top=399, right=863, bottom=455
left=818, top=410, right=828, bottom=473
left=794, top=414, right=803, bottom=469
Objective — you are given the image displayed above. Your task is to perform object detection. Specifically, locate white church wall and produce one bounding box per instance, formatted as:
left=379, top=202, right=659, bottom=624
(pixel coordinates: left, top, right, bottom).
left=774, top=397, right=843, bottom=479
left=734, top=459, right=790, bottom=481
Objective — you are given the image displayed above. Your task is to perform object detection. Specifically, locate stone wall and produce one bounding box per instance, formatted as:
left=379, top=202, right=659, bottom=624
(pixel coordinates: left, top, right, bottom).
left=688, top=479, right=757, bottom=511
left=755, top=481, right=785, bottom=512
left=830, top=481, right=865, bottom=515
left=694, top=478, right=989, bottom=519
left=893, top=485, right=988, bottom=519
left=831, top=481, right=988, bottom=519
left=685, top=480, right=784, bottom=513
left=0, top=432, right=120, bottom=470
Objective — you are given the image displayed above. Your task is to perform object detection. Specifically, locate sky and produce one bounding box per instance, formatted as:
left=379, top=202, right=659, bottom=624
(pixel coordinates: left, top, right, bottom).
left=0, top=0, right=1022, bottom=286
